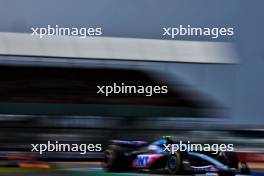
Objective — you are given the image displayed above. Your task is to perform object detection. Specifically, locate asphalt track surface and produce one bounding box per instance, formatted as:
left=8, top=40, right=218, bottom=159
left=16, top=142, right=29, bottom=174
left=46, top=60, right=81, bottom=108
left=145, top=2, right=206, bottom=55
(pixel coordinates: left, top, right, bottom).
left=65, top=166, right=264, bottom=176
left=1, top=166, right=264, bottom=176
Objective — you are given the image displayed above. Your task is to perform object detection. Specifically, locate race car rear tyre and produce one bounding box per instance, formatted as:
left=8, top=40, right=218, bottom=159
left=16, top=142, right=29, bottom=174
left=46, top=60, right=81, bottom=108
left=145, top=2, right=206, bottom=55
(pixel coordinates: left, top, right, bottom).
left=167, top=152, right=182, bottom=175
left=103, top=145, right=129, bottom=172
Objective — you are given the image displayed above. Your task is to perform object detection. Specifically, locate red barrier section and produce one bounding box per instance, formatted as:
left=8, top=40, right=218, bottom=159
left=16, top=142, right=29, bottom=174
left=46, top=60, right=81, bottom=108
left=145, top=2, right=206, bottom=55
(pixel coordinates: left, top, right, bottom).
left=237, top=152, right=264, bottom=162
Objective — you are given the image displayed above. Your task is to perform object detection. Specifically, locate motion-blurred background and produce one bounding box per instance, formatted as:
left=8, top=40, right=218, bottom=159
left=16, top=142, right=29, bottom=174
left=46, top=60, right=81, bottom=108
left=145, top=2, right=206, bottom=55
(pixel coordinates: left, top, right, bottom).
left=0, top=0, right=263, bottom=175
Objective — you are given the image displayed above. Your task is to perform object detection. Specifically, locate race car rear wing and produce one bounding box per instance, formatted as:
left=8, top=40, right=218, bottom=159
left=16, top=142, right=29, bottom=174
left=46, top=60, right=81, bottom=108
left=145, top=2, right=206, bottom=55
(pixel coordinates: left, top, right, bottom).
left=111, top=140, right=148, bottom=147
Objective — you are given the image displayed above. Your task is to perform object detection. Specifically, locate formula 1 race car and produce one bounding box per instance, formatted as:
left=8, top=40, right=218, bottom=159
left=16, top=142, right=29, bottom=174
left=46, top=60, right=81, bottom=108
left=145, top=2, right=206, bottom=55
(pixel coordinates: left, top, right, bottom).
left=103, top=138, right=250, bottom=175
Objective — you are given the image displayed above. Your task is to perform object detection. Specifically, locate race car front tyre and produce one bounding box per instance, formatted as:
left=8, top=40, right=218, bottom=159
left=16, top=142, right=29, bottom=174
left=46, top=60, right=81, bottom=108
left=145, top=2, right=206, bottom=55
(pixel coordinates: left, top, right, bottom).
left=223, top=152, right=238, bottom=169
left=167, top=152, right=182, bottom=175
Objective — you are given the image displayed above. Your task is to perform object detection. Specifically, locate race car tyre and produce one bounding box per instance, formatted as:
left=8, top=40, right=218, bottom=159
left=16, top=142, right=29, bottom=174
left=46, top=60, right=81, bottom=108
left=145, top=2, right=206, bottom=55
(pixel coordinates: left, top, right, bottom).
left=167, top=152, right=182, bottom=175
left=240, top=162, right=250, bottom=174
left=103, top=145, right=129, bottom=172
left=223, top=152, right=238, bottom=169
